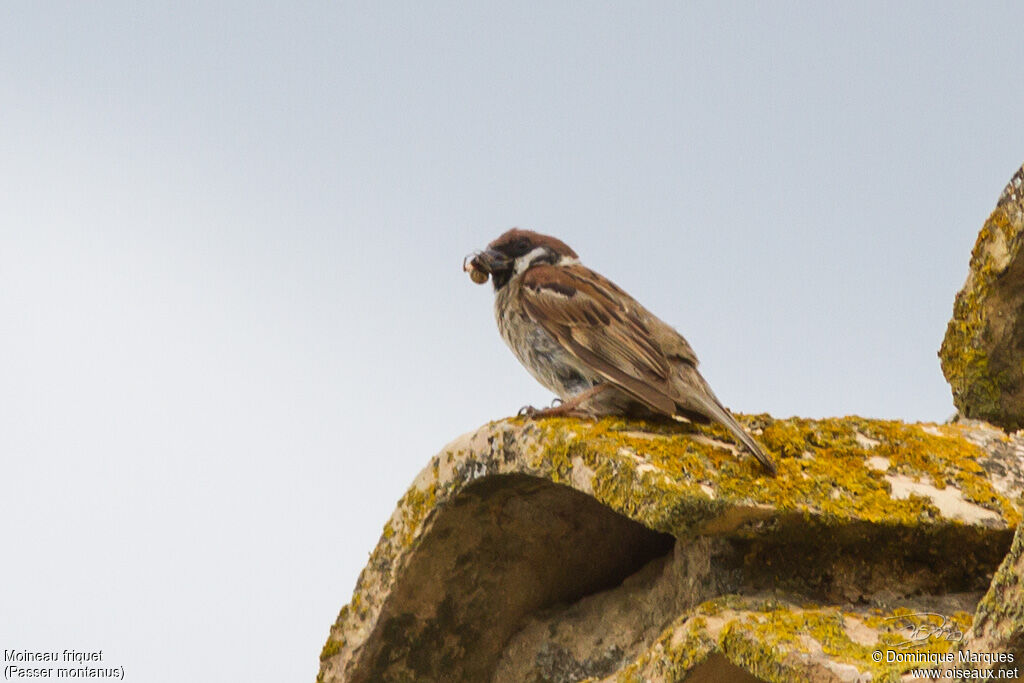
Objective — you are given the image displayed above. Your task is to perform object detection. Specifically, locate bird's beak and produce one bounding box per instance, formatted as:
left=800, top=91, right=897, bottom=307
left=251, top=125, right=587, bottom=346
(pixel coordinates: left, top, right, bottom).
left=464, top=248, right=511, bottom=274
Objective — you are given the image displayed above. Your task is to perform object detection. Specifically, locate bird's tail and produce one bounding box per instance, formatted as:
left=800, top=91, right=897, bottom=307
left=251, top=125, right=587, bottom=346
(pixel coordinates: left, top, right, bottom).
left=681, top=393, right=777, bottom=475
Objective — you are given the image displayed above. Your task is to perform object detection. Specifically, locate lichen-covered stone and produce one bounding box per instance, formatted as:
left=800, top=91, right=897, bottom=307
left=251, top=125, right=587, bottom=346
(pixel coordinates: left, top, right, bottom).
left=612, top=598, right=973, bottom=683
left=317, top=415, right=1024, bottom=683
left=940, top=163, right=1024, bottom=431
left=959, top=522, right=1024, bottom=677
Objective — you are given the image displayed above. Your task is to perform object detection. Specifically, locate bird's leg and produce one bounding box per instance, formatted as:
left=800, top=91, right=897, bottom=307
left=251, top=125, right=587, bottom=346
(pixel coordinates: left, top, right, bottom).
left=518, top=384, right=611, bottom=419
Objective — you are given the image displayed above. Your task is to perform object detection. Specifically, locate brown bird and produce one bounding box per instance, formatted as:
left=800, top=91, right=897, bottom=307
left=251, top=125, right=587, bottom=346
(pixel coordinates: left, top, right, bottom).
left=465, top=228, right=776, bottom=474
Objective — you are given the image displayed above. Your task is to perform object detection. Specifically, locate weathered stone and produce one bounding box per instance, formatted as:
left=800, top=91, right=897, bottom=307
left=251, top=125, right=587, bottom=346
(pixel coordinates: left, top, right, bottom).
left=317, top=415, right=1024, bottom=682
left=940, top=163, right=1024, bottom=431
left=957, top=522, right=1024, bottom=677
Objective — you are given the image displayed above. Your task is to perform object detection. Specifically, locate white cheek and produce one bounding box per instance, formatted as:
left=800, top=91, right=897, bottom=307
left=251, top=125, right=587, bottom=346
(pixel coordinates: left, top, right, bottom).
left=514, top=246, right=550, bottom=275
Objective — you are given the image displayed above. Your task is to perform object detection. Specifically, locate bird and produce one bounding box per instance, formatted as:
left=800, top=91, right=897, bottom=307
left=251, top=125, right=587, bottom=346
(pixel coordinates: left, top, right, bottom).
left=464, top=228, right=776, bottom=474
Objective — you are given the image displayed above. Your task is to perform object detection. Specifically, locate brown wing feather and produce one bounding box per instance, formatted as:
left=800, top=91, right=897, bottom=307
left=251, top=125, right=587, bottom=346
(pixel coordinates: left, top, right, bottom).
left=519, top=263, right=777, bottom=474
left=519, top=264, right=678, bottom=415
left=592, top=272, right=699, bottom=367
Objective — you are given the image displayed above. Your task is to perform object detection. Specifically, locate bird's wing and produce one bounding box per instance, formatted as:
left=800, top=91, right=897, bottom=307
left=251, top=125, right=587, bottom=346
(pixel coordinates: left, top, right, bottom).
left=519, top=263, right=680, bottom=415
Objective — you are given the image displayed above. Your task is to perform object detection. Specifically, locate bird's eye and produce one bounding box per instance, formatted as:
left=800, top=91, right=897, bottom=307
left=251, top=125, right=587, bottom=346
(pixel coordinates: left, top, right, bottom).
left=516, top=238, right=531, bottom=251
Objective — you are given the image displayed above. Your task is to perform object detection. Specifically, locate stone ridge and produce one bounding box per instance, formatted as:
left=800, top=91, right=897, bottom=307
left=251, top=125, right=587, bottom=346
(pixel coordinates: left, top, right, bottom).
left=317, top=415, right=1024, bottom=683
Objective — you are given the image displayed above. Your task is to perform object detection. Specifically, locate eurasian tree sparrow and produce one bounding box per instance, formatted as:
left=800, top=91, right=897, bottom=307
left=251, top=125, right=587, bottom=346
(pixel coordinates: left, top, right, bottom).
left=465, top=228, right=776, bottom=475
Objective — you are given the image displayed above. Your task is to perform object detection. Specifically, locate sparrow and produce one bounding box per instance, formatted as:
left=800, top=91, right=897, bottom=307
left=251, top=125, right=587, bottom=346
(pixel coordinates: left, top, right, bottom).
left=464, top=228, right=776, bottom=475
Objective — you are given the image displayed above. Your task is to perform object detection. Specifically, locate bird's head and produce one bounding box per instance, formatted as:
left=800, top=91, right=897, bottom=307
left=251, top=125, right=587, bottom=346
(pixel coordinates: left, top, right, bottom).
left=464, top=229, right=578, bottom=290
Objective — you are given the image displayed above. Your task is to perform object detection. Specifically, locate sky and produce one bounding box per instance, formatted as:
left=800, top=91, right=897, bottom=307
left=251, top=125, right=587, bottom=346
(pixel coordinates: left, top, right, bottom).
left=2, top=3, right=1023, bottom=681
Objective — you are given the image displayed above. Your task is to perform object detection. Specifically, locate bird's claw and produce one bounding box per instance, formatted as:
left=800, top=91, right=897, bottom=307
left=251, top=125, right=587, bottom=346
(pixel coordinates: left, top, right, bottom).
left=518, top=405, right=539, bottom=417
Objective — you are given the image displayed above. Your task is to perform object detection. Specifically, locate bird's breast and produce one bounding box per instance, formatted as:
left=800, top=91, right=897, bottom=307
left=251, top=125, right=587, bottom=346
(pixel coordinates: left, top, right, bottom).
left=494, top=285, right=598, bottom=399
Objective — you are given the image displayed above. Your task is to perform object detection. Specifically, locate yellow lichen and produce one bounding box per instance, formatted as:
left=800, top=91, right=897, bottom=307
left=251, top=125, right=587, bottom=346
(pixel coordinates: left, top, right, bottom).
left=528, top=415, right=1018, bottom=532
left=320, top=414, right=1018, bottom=681
left=618, top=597, right=973, bottom=683
left=939, top=201, right=1024, bottom=426
left=319, top=638, right=342, bottom=662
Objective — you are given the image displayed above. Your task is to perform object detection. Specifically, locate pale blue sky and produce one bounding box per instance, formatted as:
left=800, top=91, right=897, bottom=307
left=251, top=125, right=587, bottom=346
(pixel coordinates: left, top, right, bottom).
left=2, top=3, right=1023, bottom=681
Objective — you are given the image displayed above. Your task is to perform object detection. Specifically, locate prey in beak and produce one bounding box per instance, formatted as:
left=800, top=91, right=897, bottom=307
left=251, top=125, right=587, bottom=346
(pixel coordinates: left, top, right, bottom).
left=463, top=249, right=511, bottom=285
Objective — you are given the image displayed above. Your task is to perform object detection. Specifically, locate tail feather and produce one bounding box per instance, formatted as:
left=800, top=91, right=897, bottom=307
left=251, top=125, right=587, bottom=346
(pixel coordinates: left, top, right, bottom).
left=680, top=393, right=776, bottom=475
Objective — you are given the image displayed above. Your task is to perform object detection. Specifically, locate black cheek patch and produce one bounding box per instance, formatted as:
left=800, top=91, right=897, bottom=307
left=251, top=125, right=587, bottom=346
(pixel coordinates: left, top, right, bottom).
left=492, top=270, right=513, bottom=290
